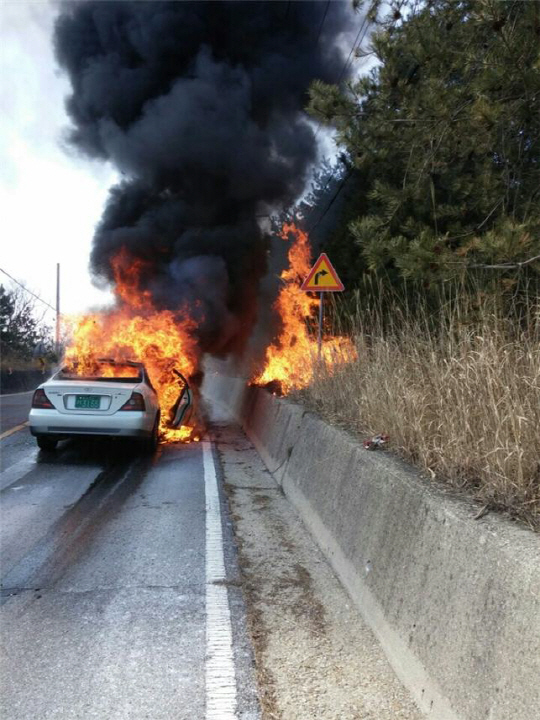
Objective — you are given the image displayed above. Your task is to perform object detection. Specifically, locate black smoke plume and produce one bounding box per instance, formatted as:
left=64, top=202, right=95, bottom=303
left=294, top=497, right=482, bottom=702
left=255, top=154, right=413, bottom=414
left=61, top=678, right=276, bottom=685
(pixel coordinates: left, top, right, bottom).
left=54, top=1, right=351, bottom=359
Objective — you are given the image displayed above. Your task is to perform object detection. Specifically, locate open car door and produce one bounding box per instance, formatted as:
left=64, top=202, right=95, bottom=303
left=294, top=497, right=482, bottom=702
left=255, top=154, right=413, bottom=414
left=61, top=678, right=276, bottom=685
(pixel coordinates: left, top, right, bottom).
left=169, top=369, right=192, bottom=428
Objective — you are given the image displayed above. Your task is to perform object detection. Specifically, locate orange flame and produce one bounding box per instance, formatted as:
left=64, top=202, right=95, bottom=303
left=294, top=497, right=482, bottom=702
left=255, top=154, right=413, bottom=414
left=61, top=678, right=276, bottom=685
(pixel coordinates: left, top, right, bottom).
left=63, top=250, right=203, bottom=443
left=252, top=223, right=355, bottom=394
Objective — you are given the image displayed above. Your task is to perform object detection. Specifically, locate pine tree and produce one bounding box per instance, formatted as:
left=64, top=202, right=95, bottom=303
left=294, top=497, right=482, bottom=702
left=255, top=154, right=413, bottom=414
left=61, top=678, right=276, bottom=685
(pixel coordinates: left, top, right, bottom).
left=308, top=0, right=540, bottom=290
left=0, top=285, right=52, bottom=362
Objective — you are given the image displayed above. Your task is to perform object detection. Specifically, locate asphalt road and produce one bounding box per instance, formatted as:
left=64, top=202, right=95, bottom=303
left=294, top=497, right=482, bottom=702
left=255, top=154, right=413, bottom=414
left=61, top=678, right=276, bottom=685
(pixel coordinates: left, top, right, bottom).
left=1, top=389, right=420, bottom=719
left=0, top=427, right=260, bottom=720
left=0, top=391, right=33, bottom=433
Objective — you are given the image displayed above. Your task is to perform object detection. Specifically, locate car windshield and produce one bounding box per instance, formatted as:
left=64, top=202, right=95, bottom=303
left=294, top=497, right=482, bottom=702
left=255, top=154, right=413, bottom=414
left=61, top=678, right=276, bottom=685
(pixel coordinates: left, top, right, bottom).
left=55, top=360, right=143, bottom=383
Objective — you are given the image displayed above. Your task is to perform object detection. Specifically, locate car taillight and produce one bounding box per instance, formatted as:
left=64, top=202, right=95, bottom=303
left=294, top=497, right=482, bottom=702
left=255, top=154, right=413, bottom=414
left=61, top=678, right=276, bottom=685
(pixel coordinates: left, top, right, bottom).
left=32, top=388, right=54, bottom=409
left=119, top=392, right=146, bottom=411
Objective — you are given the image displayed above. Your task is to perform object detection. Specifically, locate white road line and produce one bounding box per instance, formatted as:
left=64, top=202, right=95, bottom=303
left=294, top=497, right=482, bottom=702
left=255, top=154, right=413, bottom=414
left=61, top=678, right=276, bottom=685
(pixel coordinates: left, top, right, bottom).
left=0, top=454, right=37, bottom=492
left=203, top=440, right=238, bottom=720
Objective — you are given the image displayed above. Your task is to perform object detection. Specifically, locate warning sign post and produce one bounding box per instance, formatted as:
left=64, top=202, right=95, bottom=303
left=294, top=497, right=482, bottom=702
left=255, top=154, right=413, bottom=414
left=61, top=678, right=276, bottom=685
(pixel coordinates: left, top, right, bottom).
left=301, top=253, right=344, bottom=360
left=301, top=253, right=344, bottom=292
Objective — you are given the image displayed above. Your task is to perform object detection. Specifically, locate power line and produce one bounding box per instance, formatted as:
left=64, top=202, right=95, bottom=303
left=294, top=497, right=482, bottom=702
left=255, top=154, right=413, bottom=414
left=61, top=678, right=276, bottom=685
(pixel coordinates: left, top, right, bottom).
left=308, top=168, right=352, bottom=234
left=337, top=11, right=370, bottom=84
left=444, top=254, right=540, bottom=270
left=315, top=0, right=331, bottom=44
left=0, top=266, right=57, bottom=313
left=283, top=8, right=370, bottom=224
left=283, top=0, right=291, bottom=21
left=313, top=10, right=370, bottom=141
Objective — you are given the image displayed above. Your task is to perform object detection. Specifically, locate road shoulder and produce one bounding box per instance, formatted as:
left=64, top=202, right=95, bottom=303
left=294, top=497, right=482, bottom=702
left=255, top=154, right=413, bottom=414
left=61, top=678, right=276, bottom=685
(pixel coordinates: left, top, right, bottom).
left=214, top=422, right=421, bottom=720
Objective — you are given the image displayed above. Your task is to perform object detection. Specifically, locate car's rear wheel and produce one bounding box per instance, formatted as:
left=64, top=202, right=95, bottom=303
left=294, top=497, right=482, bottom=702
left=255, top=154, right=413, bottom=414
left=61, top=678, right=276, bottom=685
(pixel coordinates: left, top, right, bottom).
left=37, top=436, right=58, bottom=451
left=142, top=413, right=160, bottom=454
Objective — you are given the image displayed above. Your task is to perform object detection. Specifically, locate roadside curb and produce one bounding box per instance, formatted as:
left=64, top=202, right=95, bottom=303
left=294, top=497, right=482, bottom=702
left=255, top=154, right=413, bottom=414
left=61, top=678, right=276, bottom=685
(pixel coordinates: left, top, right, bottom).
left=203, top=366, right=540, bottom=720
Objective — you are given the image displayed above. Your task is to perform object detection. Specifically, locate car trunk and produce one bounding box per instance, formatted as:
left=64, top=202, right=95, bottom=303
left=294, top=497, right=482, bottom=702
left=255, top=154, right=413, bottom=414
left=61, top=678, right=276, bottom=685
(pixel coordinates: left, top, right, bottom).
left=43, top=380, right=139, bottom=416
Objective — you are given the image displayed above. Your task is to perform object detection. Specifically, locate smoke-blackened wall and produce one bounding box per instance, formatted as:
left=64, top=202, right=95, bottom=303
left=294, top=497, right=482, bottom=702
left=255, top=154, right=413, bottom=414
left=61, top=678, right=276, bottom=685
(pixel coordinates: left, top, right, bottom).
left=54, top=1, right=351, bottom=357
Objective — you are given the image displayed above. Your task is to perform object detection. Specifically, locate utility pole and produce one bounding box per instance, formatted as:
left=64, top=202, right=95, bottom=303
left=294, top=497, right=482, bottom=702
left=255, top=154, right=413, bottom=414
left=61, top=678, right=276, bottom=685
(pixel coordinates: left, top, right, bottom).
left=55, top=263, right=61, bottom=356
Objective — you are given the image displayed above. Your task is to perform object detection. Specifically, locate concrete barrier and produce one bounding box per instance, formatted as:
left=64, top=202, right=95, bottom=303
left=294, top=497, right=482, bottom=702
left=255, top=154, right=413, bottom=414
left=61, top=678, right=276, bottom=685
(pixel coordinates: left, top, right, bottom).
left=203, top=366, right=540, bottom=720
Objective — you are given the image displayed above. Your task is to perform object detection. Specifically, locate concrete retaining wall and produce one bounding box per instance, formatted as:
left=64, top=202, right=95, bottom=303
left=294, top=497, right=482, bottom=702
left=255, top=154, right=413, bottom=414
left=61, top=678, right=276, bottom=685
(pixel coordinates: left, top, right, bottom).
left=203, top=365, right=540, bottom=720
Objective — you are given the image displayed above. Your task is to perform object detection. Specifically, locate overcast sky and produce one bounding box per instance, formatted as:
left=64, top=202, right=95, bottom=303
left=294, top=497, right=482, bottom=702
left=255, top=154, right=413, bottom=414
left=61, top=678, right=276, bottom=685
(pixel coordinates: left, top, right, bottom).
left=0, top=0, right=117, bottom=322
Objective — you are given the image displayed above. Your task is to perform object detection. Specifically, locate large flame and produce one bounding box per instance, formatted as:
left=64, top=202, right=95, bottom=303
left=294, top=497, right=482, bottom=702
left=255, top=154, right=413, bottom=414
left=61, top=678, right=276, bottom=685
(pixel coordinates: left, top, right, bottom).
left=252, top=223, right=355, bottom=394
left=63, top=250, right=202, bottom=442
left=63, top=226, right=353, bottom=437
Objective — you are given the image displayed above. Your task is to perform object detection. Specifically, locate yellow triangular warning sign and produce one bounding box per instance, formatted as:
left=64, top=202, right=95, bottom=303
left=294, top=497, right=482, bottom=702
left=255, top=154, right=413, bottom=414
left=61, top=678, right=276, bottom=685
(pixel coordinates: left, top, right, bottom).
left=301, top=253, right=344, bottom=292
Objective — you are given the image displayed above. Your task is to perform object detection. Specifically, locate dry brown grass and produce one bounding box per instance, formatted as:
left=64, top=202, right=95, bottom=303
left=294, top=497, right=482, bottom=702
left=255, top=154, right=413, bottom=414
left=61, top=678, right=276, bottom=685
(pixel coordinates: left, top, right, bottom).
left=296, top=289, right=540, bottom=530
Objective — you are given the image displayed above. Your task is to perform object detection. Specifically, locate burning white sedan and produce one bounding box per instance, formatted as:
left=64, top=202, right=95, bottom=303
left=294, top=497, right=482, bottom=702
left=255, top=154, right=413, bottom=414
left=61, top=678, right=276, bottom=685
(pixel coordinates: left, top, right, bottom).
left=28, top=360, right=161, bottom=452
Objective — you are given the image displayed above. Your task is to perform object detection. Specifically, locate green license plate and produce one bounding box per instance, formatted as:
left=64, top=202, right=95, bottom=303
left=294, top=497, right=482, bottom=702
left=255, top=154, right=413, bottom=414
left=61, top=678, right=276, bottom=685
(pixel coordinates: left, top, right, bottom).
left=75, top=395, right=101, bottom=409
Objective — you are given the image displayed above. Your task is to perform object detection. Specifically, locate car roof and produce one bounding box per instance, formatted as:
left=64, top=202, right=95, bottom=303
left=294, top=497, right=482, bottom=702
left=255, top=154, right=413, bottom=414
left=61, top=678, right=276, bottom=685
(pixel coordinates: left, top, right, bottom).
left=95, top=358, right=145, bottom=369
left=59, top=359, right=146, bottom=371
left=54, top=359, right=148, bottom=382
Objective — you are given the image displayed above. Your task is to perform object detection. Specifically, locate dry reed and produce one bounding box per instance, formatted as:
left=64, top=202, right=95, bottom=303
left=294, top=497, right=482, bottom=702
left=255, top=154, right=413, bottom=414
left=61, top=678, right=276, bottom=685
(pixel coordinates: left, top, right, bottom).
left=297, top=286, right=540, bottom=529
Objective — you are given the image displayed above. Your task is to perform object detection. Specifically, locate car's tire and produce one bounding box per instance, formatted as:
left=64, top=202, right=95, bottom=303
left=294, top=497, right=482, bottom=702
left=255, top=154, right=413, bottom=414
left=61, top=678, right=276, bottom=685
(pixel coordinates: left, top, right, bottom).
left=142, top=413, right=160, bottom=455
left=37, top=436, right=58, bottom=451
